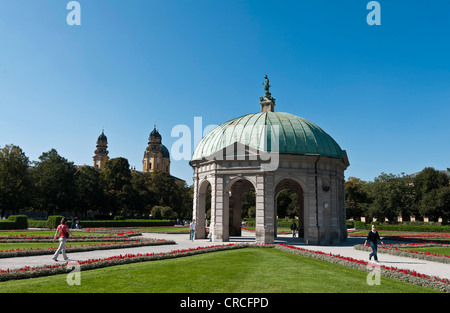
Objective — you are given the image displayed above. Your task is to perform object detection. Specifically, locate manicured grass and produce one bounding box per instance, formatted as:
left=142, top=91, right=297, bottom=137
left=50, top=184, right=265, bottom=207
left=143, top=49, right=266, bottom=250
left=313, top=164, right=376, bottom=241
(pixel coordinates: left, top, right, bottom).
left=0, top=230, right=115, bottom=236
left=0, top=248, right=440, bottom=293
left=131, top=226, right=189, bottom=233
left=0, top=242, right=115, bottom=251
left=397, top=246, right=450, bottom=256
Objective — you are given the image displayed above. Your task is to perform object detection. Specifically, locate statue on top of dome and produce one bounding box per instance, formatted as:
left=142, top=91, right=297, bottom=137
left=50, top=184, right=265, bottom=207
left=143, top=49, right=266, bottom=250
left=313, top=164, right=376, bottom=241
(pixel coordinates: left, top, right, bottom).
left=260, top=74, right=275, bottom=103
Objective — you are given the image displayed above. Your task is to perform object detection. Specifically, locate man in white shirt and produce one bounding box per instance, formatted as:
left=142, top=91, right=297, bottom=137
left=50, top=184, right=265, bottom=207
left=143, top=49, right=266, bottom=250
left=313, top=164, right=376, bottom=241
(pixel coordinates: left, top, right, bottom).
left=190, top=219, right=196, bottom=241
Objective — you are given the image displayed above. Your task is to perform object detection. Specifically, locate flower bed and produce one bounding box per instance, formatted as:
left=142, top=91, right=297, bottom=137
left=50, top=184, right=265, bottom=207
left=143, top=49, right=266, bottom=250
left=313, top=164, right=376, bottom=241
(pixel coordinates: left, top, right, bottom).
left=348, top=230, right=450, bottom=243
left=0, top=238, right=175, bottom=258
left=0, top=230, right=142, bottom=243
left=354, top=243, right=450, bottom=264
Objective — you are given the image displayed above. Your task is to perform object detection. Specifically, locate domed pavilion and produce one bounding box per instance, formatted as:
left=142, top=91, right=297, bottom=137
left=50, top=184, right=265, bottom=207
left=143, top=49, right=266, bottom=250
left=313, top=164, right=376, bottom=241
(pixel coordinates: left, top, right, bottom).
left=190, top=76, right=349, bottom=245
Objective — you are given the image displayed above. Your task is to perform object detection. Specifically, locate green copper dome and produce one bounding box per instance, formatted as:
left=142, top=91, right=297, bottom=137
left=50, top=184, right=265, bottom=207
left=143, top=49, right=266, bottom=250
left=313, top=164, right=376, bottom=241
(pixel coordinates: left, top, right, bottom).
left=191, top=112, right=345, bottom=160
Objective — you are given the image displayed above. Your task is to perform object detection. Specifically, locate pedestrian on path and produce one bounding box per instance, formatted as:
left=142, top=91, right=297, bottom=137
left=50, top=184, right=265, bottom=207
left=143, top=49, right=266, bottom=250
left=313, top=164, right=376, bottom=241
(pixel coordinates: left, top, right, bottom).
left=52, top=217, right=74, bottom=261
left=290, top=220, right=298, bottom=238
left=190, top=219, right=196, bottom=241
left=364, top=224, right=384, bottom=262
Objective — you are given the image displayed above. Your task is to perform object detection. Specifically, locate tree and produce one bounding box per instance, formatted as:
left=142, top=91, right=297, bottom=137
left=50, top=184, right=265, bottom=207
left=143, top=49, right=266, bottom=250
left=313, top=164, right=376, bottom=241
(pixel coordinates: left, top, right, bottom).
left=0, top=144, right=32, bottom=217
left=345, top=177, right=370, bottom=220
left=101, top=157, right=134, bottom=216
left=131, top=172, right=156, bottom=217
left=414, top=167, right=449, bottom=196
left=276, top=190, right=299, bottom=219
left=414, top=167, right=450, bottom=221
left=148, top=171, right=182, bottom=215
left=74, top=165, right=105, bottom=218
left=177, top=182, right=193, bottom=220
left=31, top=149, right=77, bottom=216
left=241, top=189, right=255, bottom=219
left=418, top=186, right=450, bottom=223
left=367, top=173, right=414, bottom=222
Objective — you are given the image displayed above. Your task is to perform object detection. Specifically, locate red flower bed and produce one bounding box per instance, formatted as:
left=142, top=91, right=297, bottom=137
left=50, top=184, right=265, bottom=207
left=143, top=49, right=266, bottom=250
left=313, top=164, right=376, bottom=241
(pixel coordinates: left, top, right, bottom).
left=0, top=238, right=174, bottom=258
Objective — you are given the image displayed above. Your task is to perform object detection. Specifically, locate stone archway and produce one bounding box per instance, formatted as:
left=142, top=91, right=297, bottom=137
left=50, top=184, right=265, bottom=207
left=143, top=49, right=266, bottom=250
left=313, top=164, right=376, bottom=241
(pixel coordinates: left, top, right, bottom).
left=226, top=178, right=255, bottom=236
left=194, top=179, right=212, bottom=239
left=274, top=178, right=304, bottom=238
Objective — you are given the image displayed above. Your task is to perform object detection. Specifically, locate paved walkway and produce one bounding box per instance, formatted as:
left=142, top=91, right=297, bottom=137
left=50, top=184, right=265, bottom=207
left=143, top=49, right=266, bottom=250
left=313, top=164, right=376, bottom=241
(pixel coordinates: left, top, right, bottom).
left=0, top=231, right=449, bottom=281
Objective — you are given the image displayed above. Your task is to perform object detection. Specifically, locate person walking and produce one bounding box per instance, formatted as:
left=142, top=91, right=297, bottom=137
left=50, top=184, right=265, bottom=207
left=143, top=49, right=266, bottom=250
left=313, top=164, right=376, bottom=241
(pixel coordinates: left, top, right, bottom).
left=52, top=217, right=73, bottom=261
left=190, top=219, right=196, bottom=242
left=364, top=224, right=384, bottom=262
left=290, top=220, right=298, bottom=238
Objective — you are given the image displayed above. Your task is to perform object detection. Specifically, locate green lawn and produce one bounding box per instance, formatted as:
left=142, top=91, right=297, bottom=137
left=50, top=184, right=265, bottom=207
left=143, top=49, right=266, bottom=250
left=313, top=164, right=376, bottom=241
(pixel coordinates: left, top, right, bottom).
left=0, top=230, right=116, bottom=236
left=0, top=248, right=440, bottom=293
left=131, top=226, right=189, bottom=232
left=0, top=242, right=116, bottom=251
left=397, top=246, right=450, bottom=256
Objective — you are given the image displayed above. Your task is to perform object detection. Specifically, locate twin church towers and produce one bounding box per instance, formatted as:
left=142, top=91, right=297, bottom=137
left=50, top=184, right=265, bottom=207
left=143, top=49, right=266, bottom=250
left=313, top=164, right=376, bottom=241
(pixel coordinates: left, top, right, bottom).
left=92, top=127, right=171, bottom=175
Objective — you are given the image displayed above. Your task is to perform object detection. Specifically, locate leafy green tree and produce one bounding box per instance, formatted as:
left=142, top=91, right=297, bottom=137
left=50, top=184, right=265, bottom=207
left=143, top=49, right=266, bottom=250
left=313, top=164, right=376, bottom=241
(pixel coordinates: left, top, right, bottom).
left=177, top=182, right=193, bottom=220
left=101, top=157, right=134, bottom=216
left=414, top=167, right=449, bottom=221
left=74, top=165, right=105, bottom=218
left=277, top=190, right=299, bottom=219
left=0, top=144, right=32, bottom=217
left=31, top=149, right=77, bottom=216
left=148, top=171, right=182, bottom=215
left=241, top=189, right=255, bottom=219
left=414, top=167, right=449, bottom=196
left=367, top=173, right=414, bottom=222
left=131, top=172, right=156, bottom=217
left=418, top=186, right=450, bottom=222
left=345, top=177, right=371, bottom=220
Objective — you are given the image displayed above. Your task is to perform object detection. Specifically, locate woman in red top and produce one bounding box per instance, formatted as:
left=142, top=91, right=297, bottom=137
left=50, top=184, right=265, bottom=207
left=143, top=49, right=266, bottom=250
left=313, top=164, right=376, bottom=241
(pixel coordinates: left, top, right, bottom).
left=52, top=217, right=74, bottom=261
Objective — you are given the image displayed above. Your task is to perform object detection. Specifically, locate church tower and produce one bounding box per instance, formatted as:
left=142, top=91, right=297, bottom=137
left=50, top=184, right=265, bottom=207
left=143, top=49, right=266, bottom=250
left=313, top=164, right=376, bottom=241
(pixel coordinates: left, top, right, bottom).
left=143, top=126, right=171, bottom=174
left=93, top=130, right=109, bottom=170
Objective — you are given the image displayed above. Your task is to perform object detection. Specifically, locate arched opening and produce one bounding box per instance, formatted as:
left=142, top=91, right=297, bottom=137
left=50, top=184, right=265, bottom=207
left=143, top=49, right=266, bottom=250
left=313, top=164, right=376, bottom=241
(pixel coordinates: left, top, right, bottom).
left=275, top=179, right=304, bottom=238
left=196, top=180, right=212, bottom=239
left=226, top=178, right=256, bottom=238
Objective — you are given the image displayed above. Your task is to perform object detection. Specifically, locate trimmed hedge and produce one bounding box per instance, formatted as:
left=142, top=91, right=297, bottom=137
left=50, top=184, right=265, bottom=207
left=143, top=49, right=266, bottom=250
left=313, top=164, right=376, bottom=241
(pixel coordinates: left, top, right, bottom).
left=354, top=221, right=450, bottom=233
left=78, top=219, right=177, bottom=228
left=0, top=215, right=28, bottom=230
left=47, top=215, right=65, bottom=228
left=244, top=218, right=296, bottom=228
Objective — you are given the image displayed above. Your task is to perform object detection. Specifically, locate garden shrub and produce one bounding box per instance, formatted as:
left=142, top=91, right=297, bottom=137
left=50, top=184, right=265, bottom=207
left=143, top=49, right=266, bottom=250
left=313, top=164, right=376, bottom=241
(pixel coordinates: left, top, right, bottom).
left=160, top=207, right=177, bottom=219
left=78, top=219, right=176, bottom=228
left=151, top=206, right=163, bottom=219
left=0, top=215, right=28, bottom=230
left=46, top=215, right=65, bottom=229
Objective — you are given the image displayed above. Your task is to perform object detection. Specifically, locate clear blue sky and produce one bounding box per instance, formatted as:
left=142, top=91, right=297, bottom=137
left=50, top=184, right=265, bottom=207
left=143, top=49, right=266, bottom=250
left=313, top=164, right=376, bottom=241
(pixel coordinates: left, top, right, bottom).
left=1, top=0, right=449, bottom=184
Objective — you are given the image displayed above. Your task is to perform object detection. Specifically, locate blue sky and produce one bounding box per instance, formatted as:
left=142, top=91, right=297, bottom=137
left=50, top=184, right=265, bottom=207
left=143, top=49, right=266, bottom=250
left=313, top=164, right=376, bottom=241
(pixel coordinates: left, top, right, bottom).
left=0, top=0, right=449, bottom=184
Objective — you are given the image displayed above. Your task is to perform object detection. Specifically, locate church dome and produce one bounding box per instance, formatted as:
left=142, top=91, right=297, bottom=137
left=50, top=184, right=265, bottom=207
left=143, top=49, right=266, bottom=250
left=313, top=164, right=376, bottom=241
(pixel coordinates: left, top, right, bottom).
left=191, top=111, right=345, bottom=161
left=150, top=127, right=162, bottom=139
left=97, top=130, right=107, bottom=142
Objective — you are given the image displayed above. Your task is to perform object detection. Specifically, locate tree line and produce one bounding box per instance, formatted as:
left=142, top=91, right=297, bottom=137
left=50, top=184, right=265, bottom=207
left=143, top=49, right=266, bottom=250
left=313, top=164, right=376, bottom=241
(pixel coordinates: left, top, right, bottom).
left=345, top=167, right=450, bottom=224
left=0, top=144, right=193, bottom=219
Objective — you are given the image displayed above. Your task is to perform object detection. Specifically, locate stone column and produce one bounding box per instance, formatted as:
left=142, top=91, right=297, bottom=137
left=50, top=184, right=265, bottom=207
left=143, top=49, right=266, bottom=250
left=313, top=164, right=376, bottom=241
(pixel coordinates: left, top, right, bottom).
left=305, top=173, right=321, bottom=244
left=255, top=173, right=275, bottom=244
left=212, top=175, right=229, bottom=242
